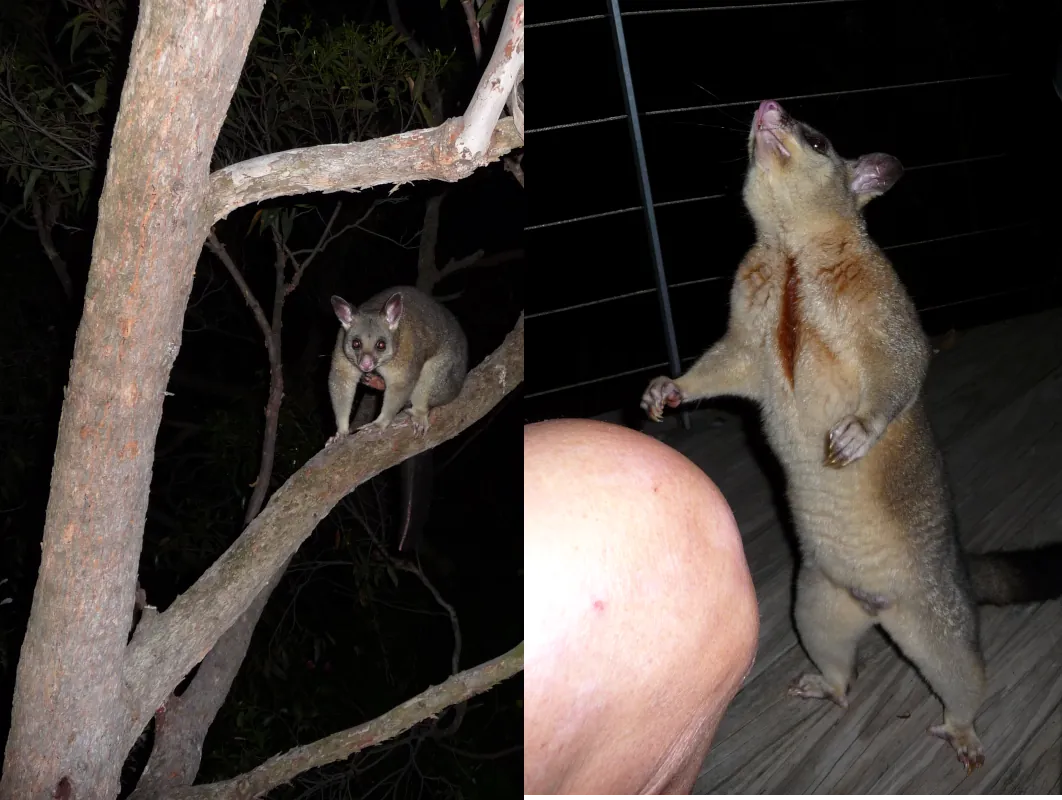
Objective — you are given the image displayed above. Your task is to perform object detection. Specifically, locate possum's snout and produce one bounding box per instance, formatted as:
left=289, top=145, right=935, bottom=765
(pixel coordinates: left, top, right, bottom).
left=752, top=99, right=791, bottom=160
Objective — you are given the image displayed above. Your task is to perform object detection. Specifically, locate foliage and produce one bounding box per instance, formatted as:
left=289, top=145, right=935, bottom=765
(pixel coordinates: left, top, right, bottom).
left=216, top=1, right=453, bottom=166
left=0, top=0, right=451, bottom=253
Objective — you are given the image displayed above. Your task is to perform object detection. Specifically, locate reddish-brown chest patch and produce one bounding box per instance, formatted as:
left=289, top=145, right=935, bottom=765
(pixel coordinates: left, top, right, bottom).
left=776, top=256, right=800, bottom=388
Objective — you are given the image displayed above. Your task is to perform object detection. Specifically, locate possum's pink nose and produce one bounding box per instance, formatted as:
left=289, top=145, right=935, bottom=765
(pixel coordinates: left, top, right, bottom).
left=752, top=100, right=790, bottom=159
left=756, top=100, right=785, bottom=129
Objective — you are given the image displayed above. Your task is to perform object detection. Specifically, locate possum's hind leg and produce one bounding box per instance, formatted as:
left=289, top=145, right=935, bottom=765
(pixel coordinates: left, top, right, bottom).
left=878, top=598, right=987, bottom=773
left=790, top=565, right=875, bottom=708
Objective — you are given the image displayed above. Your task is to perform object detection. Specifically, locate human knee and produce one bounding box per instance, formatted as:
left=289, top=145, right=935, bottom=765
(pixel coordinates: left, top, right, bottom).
left=525, top=418, right=756, bottom=636
left=524, top=420, right=759, bottom=790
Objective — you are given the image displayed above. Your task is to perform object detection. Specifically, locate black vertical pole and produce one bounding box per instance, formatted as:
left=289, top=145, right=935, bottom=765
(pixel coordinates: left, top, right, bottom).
left=606, top=0, right=689, bottom=429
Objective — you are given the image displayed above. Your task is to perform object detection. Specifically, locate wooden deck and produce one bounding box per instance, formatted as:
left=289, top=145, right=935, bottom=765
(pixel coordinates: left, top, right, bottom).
left=639, top=309, right=1062, bottom=793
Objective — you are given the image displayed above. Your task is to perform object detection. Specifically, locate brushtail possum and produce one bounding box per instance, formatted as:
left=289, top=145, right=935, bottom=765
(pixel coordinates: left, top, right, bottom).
left=329, top=286, right=469, bottom=549
left=641, top=100, right=1062, bottom=772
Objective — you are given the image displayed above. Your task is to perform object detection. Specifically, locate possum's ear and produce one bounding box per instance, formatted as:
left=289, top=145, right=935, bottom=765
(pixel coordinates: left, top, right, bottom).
left=331, top=295, right=355, bottom=328
left=849, top=153, right=903, bottom=208
left=382, top=292, right=404, bottom=330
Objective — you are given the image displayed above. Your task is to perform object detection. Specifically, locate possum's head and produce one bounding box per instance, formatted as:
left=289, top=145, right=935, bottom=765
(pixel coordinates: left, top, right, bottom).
left=742, top=100, right=903, bottom=239
left=331, top=292, right=404, bottom=373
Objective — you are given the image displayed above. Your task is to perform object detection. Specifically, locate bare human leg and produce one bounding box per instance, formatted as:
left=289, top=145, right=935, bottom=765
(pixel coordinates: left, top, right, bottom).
left=524, top=419, right=760, bottom=794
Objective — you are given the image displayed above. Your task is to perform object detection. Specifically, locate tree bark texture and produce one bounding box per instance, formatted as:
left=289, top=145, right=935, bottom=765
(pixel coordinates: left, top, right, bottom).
left=0, top=1, right=267, bottom=798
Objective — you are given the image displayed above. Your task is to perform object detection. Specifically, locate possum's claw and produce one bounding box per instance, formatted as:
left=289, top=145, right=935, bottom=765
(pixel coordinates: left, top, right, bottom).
left=788, top=673, right=849, bottom=708
left=410, top=408, right=430, bottom=437
left=824, top=415, right=878, bottom=468
left=360, top=373, right=386, bottom=392
left=641, top=377, right=683, bottom=422
left=929, top=722, right=985, bottom=774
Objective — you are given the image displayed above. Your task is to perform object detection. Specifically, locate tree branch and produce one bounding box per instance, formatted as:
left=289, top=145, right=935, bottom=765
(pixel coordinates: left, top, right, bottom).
left=241, top=227, right=287, bottom=526
left=208, top=117, right=522, bottom=224
left=158, top=643, right=523, bottom=800
left=121, top=317, right=524, bottom=746
left=285, top=201, right=342, bottom=295
left=30, top=193, right=74, bottom=301
left=454, top=0, right=523, bottom=160
left=414, top=194, right=445, bottom=292
left=460, top=0, right=484, bottom=64
left=205, top=232, right=274, bottom=360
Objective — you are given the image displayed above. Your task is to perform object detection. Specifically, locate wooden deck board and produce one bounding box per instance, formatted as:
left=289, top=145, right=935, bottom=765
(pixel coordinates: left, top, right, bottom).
left=642, top=309, right=1062, bottom=793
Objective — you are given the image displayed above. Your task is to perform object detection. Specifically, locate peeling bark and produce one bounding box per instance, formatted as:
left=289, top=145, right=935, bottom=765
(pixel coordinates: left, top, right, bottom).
left=208, top=117, right=522, bottom=223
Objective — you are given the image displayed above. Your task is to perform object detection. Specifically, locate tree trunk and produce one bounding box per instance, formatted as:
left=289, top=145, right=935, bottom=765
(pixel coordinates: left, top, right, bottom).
left=0, top=1, right=266, bottom=797
left=0, top=0, right=523, bottom=796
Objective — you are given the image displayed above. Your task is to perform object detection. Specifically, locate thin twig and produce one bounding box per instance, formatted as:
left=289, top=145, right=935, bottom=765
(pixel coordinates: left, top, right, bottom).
left=205, top=231, right=275, bottom=360
left=285, top=201, right=342, bottom=295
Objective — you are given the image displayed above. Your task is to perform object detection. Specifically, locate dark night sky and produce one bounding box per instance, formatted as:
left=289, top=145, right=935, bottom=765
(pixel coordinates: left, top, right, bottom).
left=527, top=0, right=1062, bottom=422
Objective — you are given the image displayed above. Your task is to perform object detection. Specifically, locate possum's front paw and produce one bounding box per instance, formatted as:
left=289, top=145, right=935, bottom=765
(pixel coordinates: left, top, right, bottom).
left=929, top=722, right=985, bottom=774
left=641, top=377, right=683, bottom=422
left=360, top=373, right=386, bottom=392
left=824, top=415, right=880, bottom=468
left=325, top=431, right=348, bottom=447
left=788, top=673, right=849, bottom=708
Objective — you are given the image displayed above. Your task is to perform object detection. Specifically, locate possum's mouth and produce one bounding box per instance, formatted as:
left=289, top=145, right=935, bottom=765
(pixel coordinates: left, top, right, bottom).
left=752, top=99, right=791, bottom=161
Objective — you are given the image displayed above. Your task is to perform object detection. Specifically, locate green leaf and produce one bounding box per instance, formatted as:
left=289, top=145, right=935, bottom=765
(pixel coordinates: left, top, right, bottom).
left=80, top=75, right=107, bottom=115
left=477, top=0, right=497, bottom=23
left=280, top=209, right=293, bottom=242
left=69, top=82, right=93, bottom=106
left=440, top=0, right=449, bottom=7
left=23, top=169, right=41, bottom=206
left=56, top=171, right=71, bottom=195
left=412, top=63, right=426, bottom=103
left=417, top=98, right=435, bottom=128
left=78, top=168, right=91, bottom=200
left=70, top=25, right=92, bottom=62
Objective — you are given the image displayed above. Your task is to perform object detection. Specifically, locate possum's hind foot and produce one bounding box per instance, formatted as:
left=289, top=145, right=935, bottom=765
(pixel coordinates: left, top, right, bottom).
left=929, top=721, right=985, bottom=775
left=788, top=673, right=849, bottom=709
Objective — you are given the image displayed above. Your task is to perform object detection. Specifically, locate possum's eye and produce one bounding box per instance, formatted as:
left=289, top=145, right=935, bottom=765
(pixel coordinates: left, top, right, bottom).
left=351, top=338, right=362, bottom=350
left=375, top=339, right=387, bottom=351
left=803, top=129, right=829, bottom=154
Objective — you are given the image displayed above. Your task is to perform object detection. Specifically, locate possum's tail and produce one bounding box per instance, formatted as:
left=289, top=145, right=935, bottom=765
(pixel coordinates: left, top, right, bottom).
left=397, top=452, right=434, bottom=552
left=967, top=543, right=1062, bottom=605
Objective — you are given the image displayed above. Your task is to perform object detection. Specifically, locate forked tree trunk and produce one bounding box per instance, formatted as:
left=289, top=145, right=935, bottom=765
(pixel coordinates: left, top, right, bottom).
left=0, top=0, right=524, bottom=796
left=0, top=1, right=266, bottom=797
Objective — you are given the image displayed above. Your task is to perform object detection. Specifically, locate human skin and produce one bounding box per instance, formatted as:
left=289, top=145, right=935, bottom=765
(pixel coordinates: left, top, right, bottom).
left=524, top=419, right=760, bottom=794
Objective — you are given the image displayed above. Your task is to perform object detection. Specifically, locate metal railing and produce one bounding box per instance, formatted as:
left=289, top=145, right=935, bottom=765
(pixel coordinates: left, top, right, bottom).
left=525, top=2, right=1049, bottom=409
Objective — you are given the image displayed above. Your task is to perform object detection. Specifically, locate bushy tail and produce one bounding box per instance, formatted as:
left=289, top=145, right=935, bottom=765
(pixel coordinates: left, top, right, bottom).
left=968, top=543, right=1062, bottom=605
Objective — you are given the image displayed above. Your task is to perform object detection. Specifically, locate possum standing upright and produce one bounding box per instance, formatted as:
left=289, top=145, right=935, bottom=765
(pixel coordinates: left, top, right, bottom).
left=641, top=100, right=1062, bottom=772
left=329, top=286, right=468, bottom=550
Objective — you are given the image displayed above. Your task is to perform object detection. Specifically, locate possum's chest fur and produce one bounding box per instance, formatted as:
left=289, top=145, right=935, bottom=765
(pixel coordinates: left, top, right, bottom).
left=729, top=243, right=918, bottom=585
left=733, top=248, right=863, bottom=461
